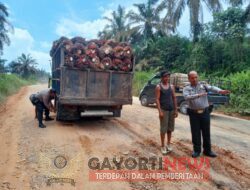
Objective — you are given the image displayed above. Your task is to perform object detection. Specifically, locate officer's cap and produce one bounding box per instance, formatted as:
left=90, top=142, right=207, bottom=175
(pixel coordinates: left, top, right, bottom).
left=50, top=88, right=56, bottom=93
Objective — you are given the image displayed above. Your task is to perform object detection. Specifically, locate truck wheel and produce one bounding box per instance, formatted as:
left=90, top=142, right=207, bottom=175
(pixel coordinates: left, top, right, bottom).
left=113, top=109, right=121, bottom=117
left=56, top=103, right=80, bottom=121
left=140, top=95, right=149, bottom=106
left=56, top=102, right=62, bottom=121
left=179, top=101, right=188, bottom=115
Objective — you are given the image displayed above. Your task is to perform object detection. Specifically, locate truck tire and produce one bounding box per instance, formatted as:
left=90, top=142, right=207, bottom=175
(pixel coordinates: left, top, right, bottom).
left=56, top=103, right=63, bottom=121
left=179, top=101, right=188, bottom=115
left=113, top=109, right=121, bottom=117
left=56, top=102, right=80, bottom=121
left=140, top=95, right=149, bottom=106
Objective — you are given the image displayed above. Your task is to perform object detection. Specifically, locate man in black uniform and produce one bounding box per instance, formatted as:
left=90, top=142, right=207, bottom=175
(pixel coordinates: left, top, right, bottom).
left=30, top=89, right=56, bottom=128
left=183, top=71, right=230, bottom=158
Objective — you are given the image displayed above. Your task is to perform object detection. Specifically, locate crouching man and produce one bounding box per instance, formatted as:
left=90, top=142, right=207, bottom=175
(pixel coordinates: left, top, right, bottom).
left=30, top=89, right=56, bottom=128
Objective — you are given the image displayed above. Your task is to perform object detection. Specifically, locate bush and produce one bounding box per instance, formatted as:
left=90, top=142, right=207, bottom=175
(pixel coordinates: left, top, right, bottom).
left=222, top=70, right=250, bottom=115
left=228, top=70, right=250, bottom=114
left=133, top=71, right=155, bottom=96
left=0, top=74, right=33, bottom=103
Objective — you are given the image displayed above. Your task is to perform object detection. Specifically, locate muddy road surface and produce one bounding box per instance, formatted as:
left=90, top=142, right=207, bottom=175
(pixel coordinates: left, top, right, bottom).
left=0, top=85, right=249, bottom=190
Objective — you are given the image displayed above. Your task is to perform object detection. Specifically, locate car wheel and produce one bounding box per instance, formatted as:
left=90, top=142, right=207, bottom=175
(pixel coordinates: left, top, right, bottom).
left=179, top=101, right=188, bottom=115
left=208, top=105, right=213, bottom=114
left=140, top=95, right=149, bottom=106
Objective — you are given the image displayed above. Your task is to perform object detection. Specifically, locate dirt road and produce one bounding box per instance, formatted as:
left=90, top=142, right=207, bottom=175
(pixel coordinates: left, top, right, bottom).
left=0, top=84, right=249, bottom=190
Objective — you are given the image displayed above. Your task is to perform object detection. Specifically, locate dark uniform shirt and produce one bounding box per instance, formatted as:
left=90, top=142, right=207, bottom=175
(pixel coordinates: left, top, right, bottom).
left=35, top=89, right=52, bottom=109
left=183, top=83, right=221, bottom=110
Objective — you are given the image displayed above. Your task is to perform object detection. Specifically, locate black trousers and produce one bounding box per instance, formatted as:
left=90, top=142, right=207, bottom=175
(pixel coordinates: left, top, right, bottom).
left=188, top=108, right=211, bottom=153
left=36, top=101, right=50, bottom=125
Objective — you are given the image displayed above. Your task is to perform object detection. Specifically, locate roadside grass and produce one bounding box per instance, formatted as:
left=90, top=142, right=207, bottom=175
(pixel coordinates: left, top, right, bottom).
left=0, top=74, right=35, bottom=103
left=132, top=70, right=155, bottom=96
left=220, top=70, right=250, bottom=116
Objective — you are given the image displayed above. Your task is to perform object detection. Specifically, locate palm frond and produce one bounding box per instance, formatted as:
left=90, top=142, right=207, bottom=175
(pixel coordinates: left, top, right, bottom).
left=203, top=0, right=221, bottom=12
left=0, top=3, right=12, bottom=53
left=0, top=3, right=8, bottom=17
left=148, top=0, right=159, bottom=6
left=243, top=2, right=250, bottom=22
left=103, top=16, right=113, bottom=23
left=172, top=0, right=186, bottom=28
left=134, top=3, right=147, bottom=18
left=189, top=0, right=202, bottom=41
left=226, top=0, right=244, bottom=6
left=127, top=11, right=145, bottom=23
left=155, top=0, right=166, bottom=15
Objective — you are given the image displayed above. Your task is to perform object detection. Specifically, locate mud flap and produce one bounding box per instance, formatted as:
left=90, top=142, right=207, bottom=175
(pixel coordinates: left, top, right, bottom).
left=113, top=109, right=121, bottom=117
left=56, top=102, right=80, bottom=121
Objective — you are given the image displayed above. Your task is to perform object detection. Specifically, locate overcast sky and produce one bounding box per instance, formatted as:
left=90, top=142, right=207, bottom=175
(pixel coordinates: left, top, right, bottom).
left=1, top=0, right=233, bottom=72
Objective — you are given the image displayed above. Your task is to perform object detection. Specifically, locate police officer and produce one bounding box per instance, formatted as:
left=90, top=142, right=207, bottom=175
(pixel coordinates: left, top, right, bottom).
left=30, top=89, right=56, bottom=128
left=183, top=71, right=230, bottom=158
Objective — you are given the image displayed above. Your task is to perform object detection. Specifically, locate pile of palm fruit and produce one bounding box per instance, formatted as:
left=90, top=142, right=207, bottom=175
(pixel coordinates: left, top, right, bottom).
left=50, top=36, right=133, bottom=72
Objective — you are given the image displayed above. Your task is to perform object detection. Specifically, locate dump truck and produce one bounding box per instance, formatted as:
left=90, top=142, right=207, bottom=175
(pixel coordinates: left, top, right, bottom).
left=139, top=72, right=230, bottom=114
left=49, top=46, right=134, bottom=121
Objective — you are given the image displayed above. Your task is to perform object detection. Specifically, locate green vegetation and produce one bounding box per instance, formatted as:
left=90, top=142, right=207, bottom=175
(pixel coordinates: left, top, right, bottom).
left=1, top=53, right=50, bottom=81
left=220, top=71, right=250, bottom=115
left=0, top=53, right=49, bottom=103
left=98, top=5, right=131, bottom=42
left=8, top=53, right=39, bottom=78
left=0, top=1, right=249, bottom=115
left=0, top=2, right=12, bottom=54
left=0, top=2, right=49, bottom=106
left=133, top=70, right=250, bottom=116
left=130, top=6, right=250, bottom=76
left=97, top=0, right=249, bottom=116
left=0, top=74, right=35, bottom=103
left=98, top=2, right=250, bottom=75
left=133, top=70, right=155, bottom=96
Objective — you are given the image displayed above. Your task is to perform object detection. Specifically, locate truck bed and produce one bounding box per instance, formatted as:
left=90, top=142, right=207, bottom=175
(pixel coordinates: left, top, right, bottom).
left=57, top=67, right=133, bottom=106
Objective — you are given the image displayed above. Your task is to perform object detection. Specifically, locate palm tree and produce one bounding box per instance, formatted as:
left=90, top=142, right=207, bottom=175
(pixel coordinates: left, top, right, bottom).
left=99, top=5, right=131, bottom=42
left=226, top=0, right=250, bottom=22
left=0, top=3, right=12, bottom=54
left=97, top=30, right=113, bottom=40
left=0, top=58, right=7, bottom=73
left=242, top=2, right=250, bottom=23
left=227, top=0, right=245, bottom=7
left=164, top=0, right=222, bottom=42
left=127, top=0, right=166, bottom=40
left=9, top=54, right=37, bottom=78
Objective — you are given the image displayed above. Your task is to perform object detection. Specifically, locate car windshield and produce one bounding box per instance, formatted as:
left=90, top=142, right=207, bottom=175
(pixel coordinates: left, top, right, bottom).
left=150, top=77, right=161, bottom=85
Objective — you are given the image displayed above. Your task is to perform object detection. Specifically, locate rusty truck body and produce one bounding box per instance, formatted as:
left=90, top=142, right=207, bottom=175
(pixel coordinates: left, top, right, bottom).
left=50, top=48, right=133, bottom=120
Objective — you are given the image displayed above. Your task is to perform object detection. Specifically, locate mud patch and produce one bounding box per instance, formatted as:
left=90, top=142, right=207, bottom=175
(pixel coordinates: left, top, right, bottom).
left=79, top=135, right=92, bottom=154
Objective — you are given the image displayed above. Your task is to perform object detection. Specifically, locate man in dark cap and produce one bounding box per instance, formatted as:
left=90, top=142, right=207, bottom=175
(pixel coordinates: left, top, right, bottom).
left=30, top=88, right=56, bottom=128
left=155, top=70, right=178, bottom=155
